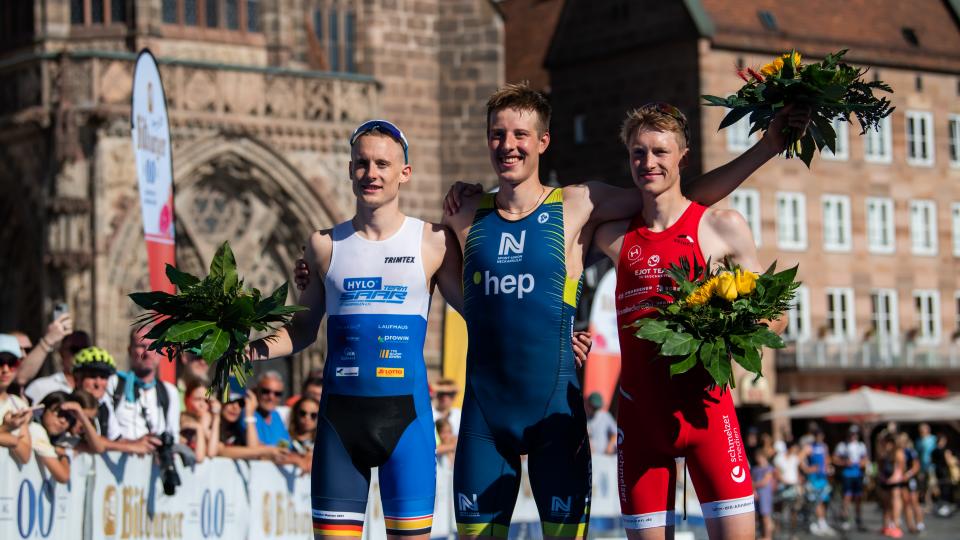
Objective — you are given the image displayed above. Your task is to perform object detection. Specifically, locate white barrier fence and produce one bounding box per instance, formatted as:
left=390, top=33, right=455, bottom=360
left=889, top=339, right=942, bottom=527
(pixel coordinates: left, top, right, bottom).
left=2, top=450, right=690, bottom=540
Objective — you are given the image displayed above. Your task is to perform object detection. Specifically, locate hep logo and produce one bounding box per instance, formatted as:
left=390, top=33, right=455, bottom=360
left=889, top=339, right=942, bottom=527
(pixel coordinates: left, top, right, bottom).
left=730, top=465, right=747, bottom=483
left=627, top=246, right=641, bottom=261
left=647, top=255, right=661, bottom=267
left=474, top=271, right=535, bottom=299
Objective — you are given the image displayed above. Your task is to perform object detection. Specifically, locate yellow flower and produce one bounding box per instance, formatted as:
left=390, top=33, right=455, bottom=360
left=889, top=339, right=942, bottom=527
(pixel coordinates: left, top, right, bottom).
left=760, top=57, right=784, bottom=77
left=782, top=51, right=801, bottom=68
left=715, top=272, right=739, bottom=301
left=734, top=269, right=759, bottom=295
left=685, top=276, right=718, bottom=307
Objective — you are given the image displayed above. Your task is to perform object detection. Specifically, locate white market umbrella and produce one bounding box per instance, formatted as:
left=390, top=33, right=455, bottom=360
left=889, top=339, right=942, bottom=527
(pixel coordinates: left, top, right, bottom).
left=766, top=386, right=960, bottom=422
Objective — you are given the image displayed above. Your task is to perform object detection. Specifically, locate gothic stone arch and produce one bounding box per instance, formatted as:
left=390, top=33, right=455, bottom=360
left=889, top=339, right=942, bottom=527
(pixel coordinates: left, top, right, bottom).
left=101, top=135, right=338, bottom=378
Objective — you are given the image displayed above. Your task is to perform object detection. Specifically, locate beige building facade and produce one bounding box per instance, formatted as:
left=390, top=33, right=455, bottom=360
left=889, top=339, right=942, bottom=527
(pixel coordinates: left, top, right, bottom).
left=0, top=0, right=504, bottom=385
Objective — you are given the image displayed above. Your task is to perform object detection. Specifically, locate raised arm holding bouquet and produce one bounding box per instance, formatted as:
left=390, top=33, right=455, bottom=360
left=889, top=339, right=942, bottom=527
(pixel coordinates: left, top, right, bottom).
left=704, top=49, right=894, bottom=167
left=129, top=242, right=305, bottom=398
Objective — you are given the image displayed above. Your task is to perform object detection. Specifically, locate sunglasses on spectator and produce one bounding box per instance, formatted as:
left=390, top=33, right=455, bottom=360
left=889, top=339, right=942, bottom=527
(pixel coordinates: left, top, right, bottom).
left=297, top=410, right=319, bottom=420
left=0, top=356, right=22, bottom=369
left=641, top=101, right=691, bottom=144
left=53, top=408, right=77, bottom=427
left=258, top=388, right=283, bottom=397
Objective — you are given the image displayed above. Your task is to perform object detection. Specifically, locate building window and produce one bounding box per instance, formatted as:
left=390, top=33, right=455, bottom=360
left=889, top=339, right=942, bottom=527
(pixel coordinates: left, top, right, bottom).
left=910, top=200, right=938, bottom=256
left=949, top=114, right=960, bottom=167
left=247, top=0, right=260, bottom=32
left=72, top=0, right=127, bottom=26
left=822, top=117, right=849, bottom=161
left=826, top=287, right=856, bottom=341
left=206, top=0, right=218, bottom=27
left=865, top=115, right=892, bottom=164
left=913, top=290, right=941, bottom=345
left=162, top=0, right=260, bottom=34
left=329, top=8, right=340, bottom=71
left=906, top=110, right=935, bottom=166
left=822, top=194, right=852, bottom=252
left=866, top=197, right=895, bottom=254
left=784, top=285, right=810, bottom=342
left=313, top=8, right=323, bottom=40
left=730, top=189, right=761, bottom=246
left=310, top=6, right=359, bottom=73
left=776, top=192, right=807, bottom=250
left=726, top=116, right=755, bottom=153
left=871, top=289, right=899, bottom=351
left=163, top=0, right=177, bottom=23
left=952, top=203, right=960, bottom=257
left=573, top=114, right=587, bottom=145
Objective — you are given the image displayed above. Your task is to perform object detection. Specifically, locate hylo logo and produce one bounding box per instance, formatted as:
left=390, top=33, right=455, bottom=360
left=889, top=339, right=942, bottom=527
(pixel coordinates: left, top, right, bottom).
left=647, top=254, right=661, bottom=267
left=498, top=231, right=526, bottom=256
left=457, top=493, right=479, bottom=512
left=476, top=271, right=535, bottom=299
left=344, top=277, right=382, bottom=291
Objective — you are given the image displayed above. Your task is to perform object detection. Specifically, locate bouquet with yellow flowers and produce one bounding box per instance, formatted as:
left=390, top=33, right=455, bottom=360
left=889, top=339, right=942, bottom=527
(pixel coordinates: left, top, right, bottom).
left=703, top=49, right=893, bottom=167
left=629, top=258, right=799, bottom=388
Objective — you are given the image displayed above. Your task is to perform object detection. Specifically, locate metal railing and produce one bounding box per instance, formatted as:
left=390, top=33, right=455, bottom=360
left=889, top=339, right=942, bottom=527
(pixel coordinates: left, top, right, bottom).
left=776, top=339, right=960, bottom=369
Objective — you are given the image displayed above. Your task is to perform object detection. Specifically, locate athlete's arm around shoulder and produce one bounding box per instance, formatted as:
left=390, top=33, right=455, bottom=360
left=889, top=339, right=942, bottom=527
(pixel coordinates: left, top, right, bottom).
left=592, top=219, right=631, bottom=265
left=249, top=229, right=332, bottom=361
left=440, top=189, right=484, bottom=248
left=562, top=182, right=644, bottom=230
left=423, top=222, right=464, bottom=314
left=700, top=209, right=788, bottom=334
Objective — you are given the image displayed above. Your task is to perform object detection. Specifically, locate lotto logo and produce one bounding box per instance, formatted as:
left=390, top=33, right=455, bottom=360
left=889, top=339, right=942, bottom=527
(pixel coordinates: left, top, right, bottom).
left=474, top=270, right=535, bottom=299
left=376, top=367, right=404, bottom=378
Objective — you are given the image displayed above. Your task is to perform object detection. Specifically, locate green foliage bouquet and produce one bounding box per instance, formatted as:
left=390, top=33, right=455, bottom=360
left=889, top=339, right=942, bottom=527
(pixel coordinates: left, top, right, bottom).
left=129, top=242, right=306, bottom=397
left=703, top=49, right=894, bottom=167
left=629, top=258, right=799, bottom=388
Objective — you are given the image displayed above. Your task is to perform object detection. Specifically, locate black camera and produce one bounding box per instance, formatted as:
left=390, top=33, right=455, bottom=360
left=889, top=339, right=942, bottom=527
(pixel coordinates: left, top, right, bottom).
left=156, top=432, right=181, bottom=495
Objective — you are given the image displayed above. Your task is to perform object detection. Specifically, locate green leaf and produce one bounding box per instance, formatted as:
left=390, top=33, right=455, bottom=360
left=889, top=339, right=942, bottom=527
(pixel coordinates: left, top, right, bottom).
left=730, top=335, right=763, bottom=374
left=165, top=320, right=217, bottom=343
left=210, top=242, right=238, bottom=293
left=718, top=107, right=752, bottom=130
left=633, top=319, right=673, bottom=344
left=661, top=331, right=699, bottom=357
left=165, top=264, right=200, bottom=289
left=700, top=339, right=728, bottom=387
left=751, top=327, right=785, bottom=349
left=200, top=326, right=230, bottom=363
left=670, top=352, right=699, bottom=376
left=128, top=291, right=177, bottom=310
left=225, top=295, right=256, bottom=324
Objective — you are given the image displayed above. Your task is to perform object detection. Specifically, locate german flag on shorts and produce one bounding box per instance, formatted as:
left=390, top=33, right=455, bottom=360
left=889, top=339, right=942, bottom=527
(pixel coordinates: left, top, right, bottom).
left=384, top=514, right=433, bottom=536
left=313, top=509, right=364, bottom=537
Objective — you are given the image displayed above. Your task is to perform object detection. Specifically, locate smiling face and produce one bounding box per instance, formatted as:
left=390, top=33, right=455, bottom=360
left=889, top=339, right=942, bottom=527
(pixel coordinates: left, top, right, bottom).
left=42, top=405, right=74, bottom=437
left=77, top=371, right=110, bottom=401
left=487, top=107, right=550, bottom=186
left=349, top=133, right=411, bottom=208
left=627, top=127, right=688, bottom=196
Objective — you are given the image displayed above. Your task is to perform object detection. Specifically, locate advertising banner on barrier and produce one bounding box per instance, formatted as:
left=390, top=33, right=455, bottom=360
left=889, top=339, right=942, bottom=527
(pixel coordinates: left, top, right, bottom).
left=246, top=461, right=312, bottom=540
left=131, top=48, right=176, bottom=383
left=0, top=451, right=89, bottom=540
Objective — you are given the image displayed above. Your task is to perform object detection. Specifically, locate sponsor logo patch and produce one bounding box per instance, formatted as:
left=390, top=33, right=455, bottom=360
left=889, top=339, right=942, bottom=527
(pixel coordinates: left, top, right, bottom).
left=730, top=465, right=746, bottom=483
left=384, top=256, right=416, bottom=264
left=497, top=231, right=526, bottom=263
left=340, top=277, right=408, bottom=306
left=457, top=493, right=479, bottom=515
left=379, top=349, right=402, bottom=360
left=647, top=254, right=661, bottom=267
left=336, top=366, right=359, bottom=377
left=376, top=367, right=404, bottom=378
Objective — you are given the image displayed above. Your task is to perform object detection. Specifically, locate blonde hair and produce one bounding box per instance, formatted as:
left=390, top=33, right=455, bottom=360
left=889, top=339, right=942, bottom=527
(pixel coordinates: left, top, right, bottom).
left=619, top=105, right=689, bottom=149
left=486, top=82, right=551, bottom=134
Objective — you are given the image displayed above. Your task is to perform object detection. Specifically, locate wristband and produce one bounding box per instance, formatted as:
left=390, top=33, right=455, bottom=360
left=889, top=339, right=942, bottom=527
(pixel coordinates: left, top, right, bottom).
left=38, top=337, right=52, bottom=352
left=244, top=416, right=257, bottom=424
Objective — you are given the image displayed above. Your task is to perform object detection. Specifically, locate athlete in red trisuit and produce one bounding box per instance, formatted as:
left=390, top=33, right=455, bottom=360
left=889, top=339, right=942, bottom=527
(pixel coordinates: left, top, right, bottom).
left=593, top=104, right=789, bottom=540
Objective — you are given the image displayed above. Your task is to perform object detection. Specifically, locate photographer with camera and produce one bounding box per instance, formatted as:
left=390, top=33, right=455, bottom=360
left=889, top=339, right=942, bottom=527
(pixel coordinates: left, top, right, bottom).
left=107, top=328, right=183, bottom=493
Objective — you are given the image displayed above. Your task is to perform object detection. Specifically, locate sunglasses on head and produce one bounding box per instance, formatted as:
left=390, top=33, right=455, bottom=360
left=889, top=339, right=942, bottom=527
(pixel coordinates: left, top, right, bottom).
left=0, top=356, right=22, bottom=369
left=297, top=410, right=319, bottom=420
left=349, top=119, right=410, bottom=163
left=258, top=388, right=283, bottom=398
left=641, top=102, right=691, bottom=144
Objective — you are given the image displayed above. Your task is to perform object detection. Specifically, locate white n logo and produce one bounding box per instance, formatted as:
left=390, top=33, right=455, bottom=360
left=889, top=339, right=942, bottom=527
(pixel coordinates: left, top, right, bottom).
left=458, top=493, right=478, bottom=512
left=498, top=231, right=526, bottom=256
left=551, top=496, right=571, bottom=513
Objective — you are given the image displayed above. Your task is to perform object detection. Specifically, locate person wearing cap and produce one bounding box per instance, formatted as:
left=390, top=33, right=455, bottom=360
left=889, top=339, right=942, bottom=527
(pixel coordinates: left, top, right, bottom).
left=249, top=118, right=468, bottom=540
left=834, top=425, right=869, bottom=531
left=0, top=333, right=33, bottom=463
left=584, top=392, right=616, bottom=456
left=24, top=330, right=91, bottom=404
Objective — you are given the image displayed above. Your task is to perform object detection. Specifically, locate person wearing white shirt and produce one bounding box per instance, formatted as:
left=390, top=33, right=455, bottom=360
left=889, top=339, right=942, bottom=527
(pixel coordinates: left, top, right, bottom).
left=108, top=328, right=180, bottom=442
left=0, top=333, right=32, bottom=463
left=24, top=331, right=90, bottom=404
left=431, top=379, right=462, bottom=436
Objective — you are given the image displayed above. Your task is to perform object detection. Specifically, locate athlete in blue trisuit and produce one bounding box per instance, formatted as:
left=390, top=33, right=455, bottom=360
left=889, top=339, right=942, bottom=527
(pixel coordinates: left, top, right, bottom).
left=252, top=119, right=591, bottom=540
left=441, top=84, right=809, bottom=540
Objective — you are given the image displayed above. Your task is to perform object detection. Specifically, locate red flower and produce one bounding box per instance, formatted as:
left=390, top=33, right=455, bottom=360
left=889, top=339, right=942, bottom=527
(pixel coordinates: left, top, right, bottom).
left=736, top=68, right=750, bottom=83
left=746, top=67, right=764, bottom=82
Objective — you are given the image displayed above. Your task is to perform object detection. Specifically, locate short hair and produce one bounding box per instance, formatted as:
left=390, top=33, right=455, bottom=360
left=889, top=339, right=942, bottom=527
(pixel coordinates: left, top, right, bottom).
left=257, top=370, right=284, bottom=387
left=61, top=331, right=91, bottom=353
left=70, top=389, right=99, bottom=410
left=486, top=82, right=551, bottom=135
left=301, top=376, right=324, bottom=391
left=619, top=104, right=689, bottom=150
left=40, top=390, right=71, bottom=410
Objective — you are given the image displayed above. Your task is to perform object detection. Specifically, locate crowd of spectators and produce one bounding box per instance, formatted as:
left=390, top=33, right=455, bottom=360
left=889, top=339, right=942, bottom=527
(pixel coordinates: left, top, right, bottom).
left=742, top=421, right=960, bottom=539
